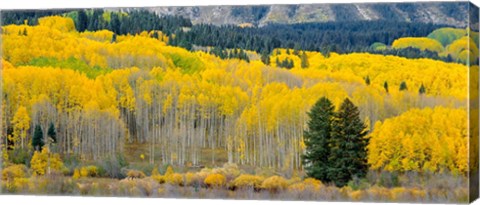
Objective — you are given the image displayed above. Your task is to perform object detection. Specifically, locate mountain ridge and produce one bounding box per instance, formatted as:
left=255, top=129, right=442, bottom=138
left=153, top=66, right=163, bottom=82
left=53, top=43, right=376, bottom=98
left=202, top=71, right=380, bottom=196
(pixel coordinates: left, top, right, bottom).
left=115, top=2, right=471, bottom=27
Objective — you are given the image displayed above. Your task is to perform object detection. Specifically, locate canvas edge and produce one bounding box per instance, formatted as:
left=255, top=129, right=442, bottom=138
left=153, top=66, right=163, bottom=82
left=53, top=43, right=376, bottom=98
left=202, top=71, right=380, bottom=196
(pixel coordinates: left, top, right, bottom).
left=469, top=1, right=480, bottom=203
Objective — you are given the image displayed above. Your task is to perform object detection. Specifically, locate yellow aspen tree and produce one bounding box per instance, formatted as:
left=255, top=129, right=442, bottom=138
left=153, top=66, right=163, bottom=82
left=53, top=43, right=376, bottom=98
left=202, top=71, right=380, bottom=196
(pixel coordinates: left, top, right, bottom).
left=11, top=106, right=30, bottom=149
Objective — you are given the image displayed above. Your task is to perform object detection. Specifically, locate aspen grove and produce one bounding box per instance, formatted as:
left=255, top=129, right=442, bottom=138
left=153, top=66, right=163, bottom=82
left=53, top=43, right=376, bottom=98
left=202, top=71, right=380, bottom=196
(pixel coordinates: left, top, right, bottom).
left=2, top=16, right=470, bottom=176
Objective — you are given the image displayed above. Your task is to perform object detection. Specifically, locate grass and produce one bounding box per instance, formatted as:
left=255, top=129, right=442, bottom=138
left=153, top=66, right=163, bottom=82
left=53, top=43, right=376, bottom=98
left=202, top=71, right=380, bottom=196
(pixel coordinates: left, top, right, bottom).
left=1, top=174, right=468, bottom=203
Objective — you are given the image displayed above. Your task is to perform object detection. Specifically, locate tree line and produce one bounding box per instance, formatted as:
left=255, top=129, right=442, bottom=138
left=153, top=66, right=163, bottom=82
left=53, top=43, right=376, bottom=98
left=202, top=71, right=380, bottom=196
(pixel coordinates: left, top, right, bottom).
left=2, top=9, right=448, bottom=61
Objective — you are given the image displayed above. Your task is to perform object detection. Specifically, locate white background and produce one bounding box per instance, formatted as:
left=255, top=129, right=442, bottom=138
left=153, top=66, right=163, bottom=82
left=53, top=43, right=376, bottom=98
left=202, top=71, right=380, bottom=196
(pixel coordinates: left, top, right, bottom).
left=1, top=0, right=479, bottom=204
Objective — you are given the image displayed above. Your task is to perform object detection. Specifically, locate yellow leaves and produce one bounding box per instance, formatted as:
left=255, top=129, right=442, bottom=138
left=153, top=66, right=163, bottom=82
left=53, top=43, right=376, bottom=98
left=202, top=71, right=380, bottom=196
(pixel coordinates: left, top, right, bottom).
left=392, top=37, right=444, bottom=53
left=288, top=177, right=323, bottom=193
left=232, top=174, right=264, bottom=189
left=12, top=106, right=29, bottom=130
left=261, top=176, right=288, bottom=192
left=73, top=169, right=81, bottom=180
left=166, top=173, right=184, bottom=186
left=80, top=30, right=115, bottom=43
left=38, top=16, right=76, bottom=33
left=1, top=59, right=14, bottom=70
left=11, top=106, right=30, bottom=148
left=2, top=164, right=28, bottom=181
left=446, top=36, right=478, bottom=63
left=165, top=166, right=174, bottom=177
left=30, top=147, right=65, bottom=176
left=77, top=166, right=99, bottom=178
left=127, top=170, right=146, bottom=179
left=80, top=167, right=89, bottom=178
left=204, top=173, right=227, bottom=187
left=367, top=107, right=468, bottom=173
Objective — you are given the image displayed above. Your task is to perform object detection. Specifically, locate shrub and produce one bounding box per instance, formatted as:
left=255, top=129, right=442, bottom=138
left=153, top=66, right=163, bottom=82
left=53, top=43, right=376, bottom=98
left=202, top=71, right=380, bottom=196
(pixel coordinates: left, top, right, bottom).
left=304, top=178, right=323, bottom=186
left=184, top=172, right=204, bottom=187
left=164, top=165, right=174, bottom=176
left=85, top=166, right=98, bottom=177
left=151, top=166, right=165, bottom=184
left=166, top=173, right=184, bottom=186
left=30, top=148, right=64, bottom=176
left=366, top=186, right=392, bottom=201
left=408, top=188, right=427, bottom=201
left=232, top=174, right=264, bottom=189
left=288, top=182, right=307, bottom=192
left=2, top=164, right=28, bottom=181
left=303, top=178, right=323, bottom=190
left=287, top=177, right=302, bottom=185
left=349, top=190, right=367, bottom=201
left=127, top=170, right=146, bottom=179
left=194, top=170, right=210, bottom=187
left=8, top=149, right=30, bottom=165
left=204, top=173, right=227, bottom=188
left=98, top=154, right=128, bottom=178
left=13, top=177, right=30, bottom=192
left=80, top=167, right=89, bottom=178
left=391, top=187, right=406, bottom=201
left=288, top=178, right=323, bottom=193
left=261, top=176, right=288, bottom=192
left=152, top=175, right=166, bottom=184
left=218, top=163, right=242, bottom=180
left=72, top=168, right=80, bottom=180
left=151, top=166, right=160, bottom=176
left=78, top=165, right=98, bottom=178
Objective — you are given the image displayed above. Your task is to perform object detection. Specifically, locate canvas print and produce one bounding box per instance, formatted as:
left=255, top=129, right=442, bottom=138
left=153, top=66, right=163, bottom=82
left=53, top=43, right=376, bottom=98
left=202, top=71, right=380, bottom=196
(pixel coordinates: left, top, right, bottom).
left=0, top=1, right=479, bottom=203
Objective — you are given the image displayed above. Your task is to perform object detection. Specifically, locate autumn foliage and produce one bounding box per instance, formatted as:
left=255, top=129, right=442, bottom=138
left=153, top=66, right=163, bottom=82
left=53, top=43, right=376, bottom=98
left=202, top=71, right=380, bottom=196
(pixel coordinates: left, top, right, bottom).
left=0, top=14, right=473, bottom=202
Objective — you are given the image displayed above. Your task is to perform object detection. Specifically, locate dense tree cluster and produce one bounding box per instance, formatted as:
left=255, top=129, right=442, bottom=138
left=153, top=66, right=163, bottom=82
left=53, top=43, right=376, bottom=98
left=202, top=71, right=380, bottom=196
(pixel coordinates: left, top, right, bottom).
left=173, top=20, right=444, bottom=55
left=368, top=107, right=468, bottom=173
left=208, top=47, right=250, bottom=62
left=2, top=9, right=447, bottom=61
left=2, top=9, right=192, bottom=36
left=302, top=97, right=368, bottom=187
left=1, top=9, right=72, bottom=25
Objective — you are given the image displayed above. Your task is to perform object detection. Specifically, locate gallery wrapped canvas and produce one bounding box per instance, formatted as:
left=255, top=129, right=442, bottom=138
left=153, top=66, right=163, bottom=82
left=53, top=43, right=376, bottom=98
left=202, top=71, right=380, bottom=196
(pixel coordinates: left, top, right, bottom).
left=0, top=1, right=479, bottom=203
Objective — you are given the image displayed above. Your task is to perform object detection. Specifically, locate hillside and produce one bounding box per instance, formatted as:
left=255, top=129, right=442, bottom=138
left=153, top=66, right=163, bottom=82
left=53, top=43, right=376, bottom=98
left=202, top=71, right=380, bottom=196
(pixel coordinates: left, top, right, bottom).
left=133, top=2, right=470, bottom=27
left=0, top=12, right=474, bottom=202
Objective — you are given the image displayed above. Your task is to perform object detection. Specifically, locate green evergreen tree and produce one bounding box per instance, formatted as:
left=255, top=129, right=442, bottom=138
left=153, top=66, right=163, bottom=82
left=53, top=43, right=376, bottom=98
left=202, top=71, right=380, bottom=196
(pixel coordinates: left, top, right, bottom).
left=77, top=10, right=88, bottom=32
left=301, top=51, right=309, bottom=68
left=302, top=97, right=335, bottom=183
left=47, top=122, right=57, bottom=143
left=329, top=98, right=368, bottom=187
left=293, top=44, right=301, bottom=56
left=419, top=83, right=426, bottom=94
left=364, top=76, right=370, bottom=85
left=152, top=31, right=159, bottom=39
left=32, top=125, right=44, bottom=151
left=261, top=50, right=270, bottom=65
left=111, top=33, right=117, bottom=43
left=399, top=81, right=408, bottom=91
left=384, top=81, right=389, bottom=93
left=289, top=59, right=294, bottom=69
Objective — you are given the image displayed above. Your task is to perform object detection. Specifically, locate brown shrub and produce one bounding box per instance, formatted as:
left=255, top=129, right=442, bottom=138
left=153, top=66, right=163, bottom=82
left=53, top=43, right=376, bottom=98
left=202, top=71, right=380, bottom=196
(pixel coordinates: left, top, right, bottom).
left=127, top=170, right=146, bottom=179
left=2, top=164, right=28, bottom=181
left=232, top=174, right=264, bottom=190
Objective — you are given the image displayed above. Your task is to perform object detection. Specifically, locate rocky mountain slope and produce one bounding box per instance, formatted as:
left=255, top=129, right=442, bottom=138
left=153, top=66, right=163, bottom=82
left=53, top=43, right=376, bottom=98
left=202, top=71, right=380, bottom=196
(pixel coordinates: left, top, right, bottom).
left=130, top=2, right=470, bottom=27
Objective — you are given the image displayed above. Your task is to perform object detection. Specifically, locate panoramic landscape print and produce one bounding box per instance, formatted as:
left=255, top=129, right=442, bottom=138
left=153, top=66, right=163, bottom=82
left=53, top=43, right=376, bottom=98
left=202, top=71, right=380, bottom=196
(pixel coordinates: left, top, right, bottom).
left=0, top=1, right=479, bottom=203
